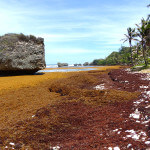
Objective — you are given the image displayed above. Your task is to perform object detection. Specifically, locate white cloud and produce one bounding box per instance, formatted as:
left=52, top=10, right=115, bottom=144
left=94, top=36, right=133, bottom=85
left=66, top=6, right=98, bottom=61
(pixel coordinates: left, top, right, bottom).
left=36, top=32, right=97, bottom=42
left=45, top=47, right=112, bottom=54
left=46, top=48, right=91, bottom=54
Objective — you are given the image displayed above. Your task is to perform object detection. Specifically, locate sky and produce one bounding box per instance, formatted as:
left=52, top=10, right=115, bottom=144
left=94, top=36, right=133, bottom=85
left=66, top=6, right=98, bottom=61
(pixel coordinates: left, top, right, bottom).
left=0, top=0, right=149, bottom=64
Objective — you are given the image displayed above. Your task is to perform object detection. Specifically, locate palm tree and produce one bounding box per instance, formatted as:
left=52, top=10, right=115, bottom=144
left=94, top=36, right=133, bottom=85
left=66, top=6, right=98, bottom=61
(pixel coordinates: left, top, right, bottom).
left=136, top=17, right=150, bottom=66
left=122, top=27, right=137, bottom=65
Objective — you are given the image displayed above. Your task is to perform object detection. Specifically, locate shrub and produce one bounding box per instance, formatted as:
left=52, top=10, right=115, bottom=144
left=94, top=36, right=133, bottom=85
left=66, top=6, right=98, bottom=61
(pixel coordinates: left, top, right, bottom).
left=18, top=33, right=30, bottom=42
left=29, top=35, right=37, bottom=42
left=17, top=33, right=44, bottom=44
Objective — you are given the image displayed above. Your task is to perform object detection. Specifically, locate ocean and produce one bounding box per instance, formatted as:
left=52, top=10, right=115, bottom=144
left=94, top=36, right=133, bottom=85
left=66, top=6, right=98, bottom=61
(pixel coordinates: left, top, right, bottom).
left=46, top=64, right=75, bottom=68
left=38, top=64, right=97, bottom=73
left=46, top=64, right=96, bottom=68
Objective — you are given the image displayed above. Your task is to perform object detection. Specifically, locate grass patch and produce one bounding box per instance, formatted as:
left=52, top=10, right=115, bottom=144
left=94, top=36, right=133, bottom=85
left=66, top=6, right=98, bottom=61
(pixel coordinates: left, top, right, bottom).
left=131, top=63, right=150, bottom=71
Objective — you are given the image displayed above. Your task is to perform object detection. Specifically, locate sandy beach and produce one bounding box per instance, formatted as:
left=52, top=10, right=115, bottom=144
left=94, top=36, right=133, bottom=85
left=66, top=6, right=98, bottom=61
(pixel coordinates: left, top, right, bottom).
left=140, top=69, right=150, bottom=73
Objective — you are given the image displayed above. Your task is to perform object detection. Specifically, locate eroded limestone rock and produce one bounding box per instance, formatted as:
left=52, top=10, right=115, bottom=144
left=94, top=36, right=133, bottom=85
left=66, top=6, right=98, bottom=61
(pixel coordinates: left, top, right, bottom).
left=0, top=33, right=46, bottom=74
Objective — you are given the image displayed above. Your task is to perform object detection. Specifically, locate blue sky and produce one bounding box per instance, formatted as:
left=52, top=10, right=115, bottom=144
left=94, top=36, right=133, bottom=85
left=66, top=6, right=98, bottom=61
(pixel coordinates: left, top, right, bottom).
left=0, top=0, right=149, bottom=64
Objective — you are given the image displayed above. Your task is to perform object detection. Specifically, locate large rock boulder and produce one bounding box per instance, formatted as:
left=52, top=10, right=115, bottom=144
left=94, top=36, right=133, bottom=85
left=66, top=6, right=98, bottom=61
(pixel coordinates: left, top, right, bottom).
left=0, top=33, right=46, bottom=74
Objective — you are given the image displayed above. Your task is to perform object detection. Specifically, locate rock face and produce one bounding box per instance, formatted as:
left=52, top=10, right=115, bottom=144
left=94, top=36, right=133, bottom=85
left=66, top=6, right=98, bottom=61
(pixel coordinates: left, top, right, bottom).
left=57, top=62, right=68, bottom=67
left=83, top=62, right=89, bottom=66
left=74, top=63, right=82, bottom=66
left=0, top=33, right=46, bottom=74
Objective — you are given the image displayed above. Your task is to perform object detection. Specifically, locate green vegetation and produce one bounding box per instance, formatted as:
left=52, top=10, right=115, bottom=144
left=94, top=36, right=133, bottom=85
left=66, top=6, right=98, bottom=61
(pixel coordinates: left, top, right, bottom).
left=135, top=17, right=150, bottom=66
left=91, top=46, right=131, bottom=66
left=131, top=64, right=150, bottom=71
left=18, top=33, right=44, bottom=44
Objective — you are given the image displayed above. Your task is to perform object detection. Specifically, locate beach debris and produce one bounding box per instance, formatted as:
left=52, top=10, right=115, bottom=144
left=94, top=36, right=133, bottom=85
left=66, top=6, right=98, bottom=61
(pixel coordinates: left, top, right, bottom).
left=129, top=109, right=140, bottom=119
left=94, top=84, right=106, bottom=90
left=9, top=142, right=15, bottom=146
left=50, top=145, right=60, bottom=150
left=127, top=144, right=132, bottom=148
left=108, top=146, right=120, bottom=150
left=140, top=85, right=149, bottom=89
left=145, top=141, right=150, bottom=145
left=112, top=128, right=122, bottom=135
left=125, top=130, right=147, bottom=141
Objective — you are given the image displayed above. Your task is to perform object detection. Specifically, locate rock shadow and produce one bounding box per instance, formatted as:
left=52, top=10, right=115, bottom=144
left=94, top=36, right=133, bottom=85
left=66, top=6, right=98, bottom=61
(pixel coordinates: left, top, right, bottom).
left=0, top=70, right=45, bottom=77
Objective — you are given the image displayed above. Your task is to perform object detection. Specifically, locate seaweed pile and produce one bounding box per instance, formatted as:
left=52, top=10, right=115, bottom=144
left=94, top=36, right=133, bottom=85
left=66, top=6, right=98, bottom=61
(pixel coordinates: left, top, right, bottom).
left=0, top=69, right=149, bottom=149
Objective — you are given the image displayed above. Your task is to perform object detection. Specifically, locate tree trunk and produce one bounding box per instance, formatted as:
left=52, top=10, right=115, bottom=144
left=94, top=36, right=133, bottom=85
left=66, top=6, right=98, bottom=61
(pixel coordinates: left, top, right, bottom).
left=129, top=41, right=133, bottom=65
left=137, top=46, right=139, bottom=59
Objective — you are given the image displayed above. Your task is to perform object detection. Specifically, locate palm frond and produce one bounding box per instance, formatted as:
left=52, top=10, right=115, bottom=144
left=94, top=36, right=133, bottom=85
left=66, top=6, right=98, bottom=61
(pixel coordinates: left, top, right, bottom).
left=122, top=39, right=128, bottom=43
left=120, top=38, right=126, bottom=41
left=146, top=15, right=150, bottom=22
left=124, top=34, right=129, bottom=38
left=135, top=24, right=140, bottom=28
left=133, top=38, right=139, bottom=42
